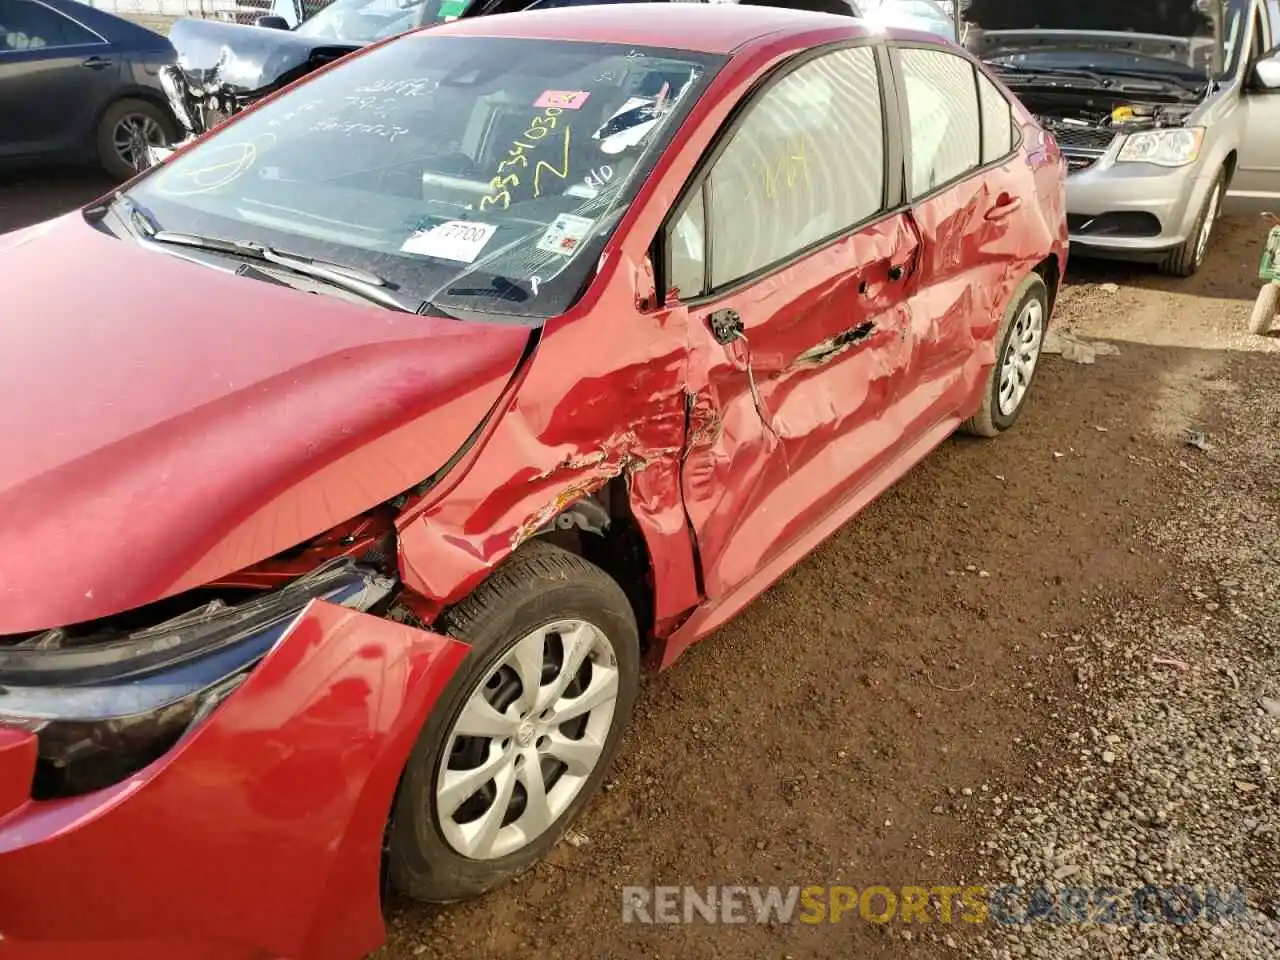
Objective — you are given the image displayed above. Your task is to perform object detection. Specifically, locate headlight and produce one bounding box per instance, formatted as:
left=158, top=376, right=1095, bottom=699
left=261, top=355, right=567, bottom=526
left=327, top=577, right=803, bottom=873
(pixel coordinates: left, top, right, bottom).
left=1116, top=127, right=1205, bottom=167
left=0, top=559, right=395, bottom=799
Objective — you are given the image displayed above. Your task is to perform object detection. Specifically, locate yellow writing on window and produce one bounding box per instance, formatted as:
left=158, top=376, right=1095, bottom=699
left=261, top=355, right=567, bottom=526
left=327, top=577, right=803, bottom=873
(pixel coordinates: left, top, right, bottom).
left=757, top=136, right=811, bottom=199
left=480, top=107, right=570, bottom=210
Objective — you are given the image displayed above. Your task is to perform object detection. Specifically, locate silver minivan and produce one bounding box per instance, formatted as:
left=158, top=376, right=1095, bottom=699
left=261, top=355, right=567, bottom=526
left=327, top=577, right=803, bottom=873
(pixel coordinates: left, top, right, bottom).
left=967, top=0, right=1280, bottom=275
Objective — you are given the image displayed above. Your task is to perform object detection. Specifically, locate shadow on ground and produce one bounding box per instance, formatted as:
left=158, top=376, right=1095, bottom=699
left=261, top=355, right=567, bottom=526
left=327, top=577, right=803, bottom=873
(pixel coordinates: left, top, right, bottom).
left=1068, top=215, right=1266, bottom=304
left=0, top=167, right=113, bottom=235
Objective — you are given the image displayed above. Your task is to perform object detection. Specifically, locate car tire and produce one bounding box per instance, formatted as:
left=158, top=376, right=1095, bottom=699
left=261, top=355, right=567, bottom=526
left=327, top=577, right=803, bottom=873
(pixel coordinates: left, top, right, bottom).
left=1159, top=168, right=1225, bottom=278
left=96, top=98, right=178, bottom=181
left=1249, top=282, right=1278, bottom=336
left=961, top=272, right=1050, bottom=439
left=386, top=540, right=640, bottom=903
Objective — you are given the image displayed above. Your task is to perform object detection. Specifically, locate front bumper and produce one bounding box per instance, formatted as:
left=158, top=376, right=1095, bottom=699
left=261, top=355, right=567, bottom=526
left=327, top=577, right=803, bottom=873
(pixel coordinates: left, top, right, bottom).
left=0, top=601, right=467, bottom=960
left=1063, top=147, right=1216, bottom=260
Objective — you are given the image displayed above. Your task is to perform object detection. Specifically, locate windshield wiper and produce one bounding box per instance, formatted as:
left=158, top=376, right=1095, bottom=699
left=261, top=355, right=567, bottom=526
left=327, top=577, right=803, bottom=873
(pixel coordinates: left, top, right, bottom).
left=993, top=61, right=1202, bottom=95
left=146, top=230, right=424, bottom=313
left=991, top=61, right=1110, bottom=85
left=1076, top=66, right=1204, bottom=93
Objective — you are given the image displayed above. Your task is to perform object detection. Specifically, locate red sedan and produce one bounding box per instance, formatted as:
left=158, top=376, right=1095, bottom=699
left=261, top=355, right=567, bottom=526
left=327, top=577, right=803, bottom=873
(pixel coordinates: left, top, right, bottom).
left=0, top=5, right=1066, bottom=958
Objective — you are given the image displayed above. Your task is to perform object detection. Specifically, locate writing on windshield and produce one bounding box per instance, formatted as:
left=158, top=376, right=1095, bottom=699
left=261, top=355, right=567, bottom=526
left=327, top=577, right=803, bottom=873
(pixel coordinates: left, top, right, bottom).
left=128, top=36, right=723, bottom=320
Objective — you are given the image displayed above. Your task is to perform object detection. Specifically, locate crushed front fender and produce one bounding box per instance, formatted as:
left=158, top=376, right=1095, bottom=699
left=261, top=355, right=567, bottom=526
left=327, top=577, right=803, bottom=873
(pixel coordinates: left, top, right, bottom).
left=0, top=600, right=468, bottom=960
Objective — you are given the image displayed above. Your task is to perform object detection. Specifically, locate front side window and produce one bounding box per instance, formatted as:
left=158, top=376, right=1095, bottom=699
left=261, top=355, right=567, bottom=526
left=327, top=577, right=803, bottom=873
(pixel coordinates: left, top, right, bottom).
left=899, top=46, right=980, bottom=198
left=705, top=46, right=885, bottom=289
left=127, top=36, right=723, bottom=320
left=0, top=0, right=101, bottom=51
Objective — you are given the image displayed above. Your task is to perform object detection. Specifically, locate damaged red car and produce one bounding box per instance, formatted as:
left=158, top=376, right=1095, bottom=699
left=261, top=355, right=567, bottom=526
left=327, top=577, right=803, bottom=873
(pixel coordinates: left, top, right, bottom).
left=0, top=5, right=1066, bottom=958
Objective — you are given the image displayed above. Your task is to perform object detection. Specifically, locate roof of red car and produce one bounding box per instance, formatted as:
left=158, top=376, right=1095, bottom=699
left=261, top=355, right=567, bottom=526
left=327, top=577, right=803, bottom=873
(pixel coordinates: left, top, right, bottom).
left=426, top=3, right=875, bottom=54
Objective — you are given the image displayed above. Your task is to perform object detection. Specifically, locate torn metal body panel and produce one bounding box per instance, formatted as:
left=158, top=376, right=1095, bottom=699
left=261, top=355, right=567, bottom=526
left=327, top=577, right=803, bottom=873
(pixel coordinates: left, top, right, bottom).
left=395, top=289, right=702, bottom=630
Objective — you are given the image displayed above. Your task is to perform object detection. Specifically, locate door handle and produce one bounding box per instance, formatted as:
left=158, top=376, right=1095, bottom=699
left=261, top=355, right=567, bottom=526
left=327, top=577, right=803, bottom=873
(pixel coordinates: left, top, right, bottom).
left=81, top=56, right=112, bottom=70
left=985, top=195, right=1023, bottom=221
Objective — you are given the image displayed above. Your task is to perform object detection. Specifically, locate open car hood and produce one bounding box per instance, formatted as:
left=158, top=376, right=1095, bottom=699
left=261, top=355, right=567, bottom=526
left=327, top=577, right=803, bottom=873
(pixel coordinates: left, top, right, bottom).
left=168, top=16, right=360, bottom=96
left=963, top=0, right=1214, bottom=36
left=0, top=216, right=533, bottom=635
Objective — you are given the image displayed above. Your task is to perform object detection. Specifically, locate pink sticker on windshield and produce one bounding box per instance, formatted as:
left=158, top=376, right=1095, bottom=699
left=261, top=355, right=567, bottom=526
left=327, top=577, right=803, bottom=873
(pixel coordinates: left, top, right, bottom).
left=535, top=90, right=591, bottom=110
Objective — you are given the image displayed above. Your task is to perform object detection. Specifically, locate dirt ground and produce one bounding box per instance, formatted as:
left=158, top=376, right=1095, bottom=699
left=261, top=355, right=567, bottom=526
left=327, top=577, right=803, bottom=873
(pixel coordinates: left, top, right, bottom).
left=3, top=170, right=1276, bottom=959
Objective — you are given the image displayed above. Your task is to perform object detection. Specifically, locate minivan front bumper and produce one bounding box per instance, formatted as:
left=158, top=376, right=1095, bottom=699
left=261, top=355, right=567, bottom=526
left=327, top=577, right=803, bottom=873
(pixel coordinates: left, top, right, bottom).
left=0, top=601, right=467, bottom=960
left=1062, top=147, right=1217, bottom=261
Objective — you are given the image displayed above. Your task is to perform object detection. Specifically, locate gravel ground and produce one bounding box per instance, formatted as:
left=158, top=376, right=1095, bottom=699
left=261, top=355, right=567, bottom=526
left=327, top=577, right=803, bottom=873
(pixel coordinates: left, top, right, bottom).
left=963, top=241, right=1280, bottom=960
left=4, top=173, right=1277, bottom=960
left=967, top=354, right=1280, bottom=959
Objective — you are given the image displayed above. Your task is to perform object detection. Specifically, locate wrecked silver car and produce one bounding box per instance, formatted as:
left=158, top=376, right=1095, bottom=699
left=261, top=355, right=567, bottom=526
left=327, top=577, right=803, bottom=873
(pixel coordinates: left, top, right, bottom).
left=966, top=0, right=1280, bottom=276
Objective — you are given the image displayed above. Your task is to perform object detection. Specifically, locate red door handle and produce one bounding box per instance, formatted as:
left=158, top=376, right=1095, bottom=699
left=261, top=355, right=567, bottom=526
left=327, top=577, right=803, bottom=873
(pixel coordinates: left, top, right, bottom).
left=986, top=195, right=1022, bottom=220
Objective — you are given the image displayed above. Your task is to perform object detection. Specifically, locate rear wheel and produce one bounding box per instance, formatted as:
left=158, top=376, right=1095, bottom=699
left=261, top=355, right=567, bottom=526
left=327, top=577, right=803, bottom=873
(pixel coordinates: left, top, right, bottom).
left=962, top=272, right=1049, bottom=438
left=387, top=541, right=639, bottom=902
left=96, top=98, right=176, bottom=180
left=1159, top=169, right=1224, bottom=278
left=1249, top=282, right=1278, bottom=336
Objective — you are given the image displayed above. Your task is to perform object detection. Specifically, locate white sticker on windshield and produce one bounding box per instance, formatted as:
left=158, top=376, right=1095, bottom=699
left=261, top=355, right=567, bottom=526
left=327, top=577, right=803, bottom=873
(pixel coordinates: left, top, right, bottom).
left=536, top=213, right=594, bottom=257
left=400, top=220, right=497, bottom=263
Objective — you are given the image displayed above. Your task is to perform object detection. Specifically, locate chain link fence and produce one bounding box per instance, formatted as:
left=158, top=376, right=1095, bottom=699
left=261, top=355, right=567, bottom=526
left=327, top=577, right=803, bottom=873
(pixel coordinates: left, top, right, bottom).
left=84, top=0, right=278, bottom=27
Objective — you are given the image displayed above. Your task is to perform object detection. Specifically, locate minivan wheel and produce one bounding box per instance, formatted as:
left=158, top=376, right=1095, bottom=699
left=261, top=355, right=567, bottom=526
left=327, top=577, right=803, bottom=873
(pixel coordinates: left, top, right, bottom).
left=386, top=541, right=640, bottom=903
left=1160, top=170, right=1224, bottom=278
left=961, top=272, right=1049, bottom=438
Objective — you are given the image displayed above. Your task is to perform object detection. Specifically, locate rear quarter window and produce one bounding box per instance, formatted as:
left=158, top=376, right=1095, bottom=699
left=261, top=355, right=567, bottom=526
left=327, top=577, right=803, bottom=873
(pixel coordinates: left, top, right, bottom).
left=976, top=70, right=1014, bottom=162
left=898, top=46, right=981, bottom=198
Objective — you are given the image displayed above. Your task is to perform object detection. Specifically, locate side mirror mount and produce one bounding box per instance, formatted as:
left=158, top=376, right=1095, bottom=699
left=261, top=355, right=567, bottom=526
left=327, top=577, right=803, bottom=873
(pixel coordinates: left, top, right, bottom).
left=1253, top=51, right=1280, bottom=90
left=254, top=14, right=292, bottom=29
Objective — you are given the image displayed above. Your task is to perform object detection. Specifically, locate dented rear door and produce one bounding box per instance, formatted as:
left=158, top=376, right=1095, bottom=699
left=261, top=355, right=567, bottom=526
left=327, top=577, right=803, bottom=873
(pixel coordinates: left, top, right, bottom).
left=889, top=44, right=1039, bottom=434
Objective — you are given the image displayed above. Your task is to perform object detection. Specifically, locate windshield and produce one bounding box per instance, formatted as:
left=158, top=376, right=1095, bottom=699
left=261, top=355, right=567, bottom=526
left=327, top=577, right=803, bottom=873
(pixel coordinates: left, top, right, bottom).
left=293, top=0, right=464, bottom=43
left=125, top=35, right=722, bottom=320
left=969, top=0, right=1248, bottom=81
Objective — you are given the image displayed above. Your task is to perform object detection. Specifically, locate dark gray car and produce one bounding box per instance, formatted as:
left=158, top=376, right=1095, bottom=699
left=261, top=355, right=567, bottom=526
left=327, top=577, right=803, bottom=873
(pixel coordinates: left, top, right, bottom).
left=0, top=0, right=178, bottom=178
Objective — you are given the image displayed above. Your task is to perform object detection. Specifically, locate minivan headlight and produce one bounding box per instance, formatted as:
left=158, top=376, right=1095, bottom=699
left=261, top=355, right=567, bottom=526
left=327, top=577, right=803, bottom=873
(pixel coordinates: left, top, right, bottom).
left=1116, top=127, right=1205, bottom=167
left=0, top=559, right=395, bottom=799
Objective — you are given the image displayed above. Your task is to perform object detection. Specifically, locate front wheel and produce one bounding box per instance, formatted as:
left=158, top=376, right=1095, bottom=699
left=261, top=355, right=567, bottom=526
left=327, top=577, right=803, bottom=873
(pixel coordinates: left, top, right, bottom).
left=1159, top=170, right=1224, bottom=278
left=962, top=272, right=1049, bottom=438
left=1249, top=282, right=1278, bottom=336
left=387, top=541, right=640, bottom=903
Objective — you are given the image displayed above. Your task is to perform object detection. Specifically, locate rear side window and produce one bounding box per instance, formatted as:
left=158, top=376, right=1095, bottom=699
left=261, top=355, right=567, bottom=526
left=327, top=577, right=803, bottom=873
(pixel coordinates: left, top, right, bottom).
left=977, top=71, right=1014, bottom=162
left=705, top=46, right=885, bottom=289
left=898, top=47, right=980, bottom=198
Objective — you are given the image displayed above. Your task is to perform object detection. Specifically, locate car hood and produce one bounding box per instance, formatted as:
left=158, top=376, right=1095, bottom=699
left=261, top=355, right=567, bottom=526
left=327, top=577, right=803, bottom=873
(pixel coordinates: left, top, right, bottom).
left=963, top=0, right=1213, bottom=36
left=168, top=16, right=360, bottom=96
left=0, top=215, right=532, bottom=635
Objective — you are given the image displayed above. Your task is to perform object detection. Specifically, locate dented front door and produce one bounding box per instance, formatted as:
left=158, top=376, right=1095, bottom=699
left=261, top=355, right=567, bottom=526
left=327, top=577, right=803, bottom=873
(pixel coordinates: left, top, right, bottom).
left=682, top=214, right=920, bottom=600
left=675, top=44, right=920, bottom=602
